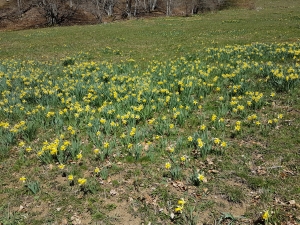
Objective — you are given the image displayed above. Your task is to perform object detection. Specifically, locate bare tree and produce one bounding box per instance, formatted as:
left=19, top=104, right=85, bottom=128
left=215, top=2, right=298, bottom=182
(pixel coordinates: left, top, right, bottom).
left=142, top=0, right=157, bottom=13
left=133, top=0, right=140, bottom=16
left=165, top=0, right=172, bottom=16
left=125, top=0, right=132, bottom=17
left=36, top=0, right=81, bottom=25
left=103, top=0, right=118, bottom=16
left=15, top=0, right=35, bottom=16
left=88, top=0, right=103, bottom=22
left=124, top=0, right=146, bottom=18
left=17, top=0, right=22, bottom=14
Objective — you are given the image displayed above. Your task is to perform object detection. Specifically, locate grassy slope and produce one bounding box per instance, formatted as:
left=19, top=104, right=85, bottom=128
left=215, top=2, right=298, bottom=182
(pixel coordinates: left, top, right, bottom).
left=0, top=0, right=299, bottom=63
left=0, top=0, right=300, bottom=225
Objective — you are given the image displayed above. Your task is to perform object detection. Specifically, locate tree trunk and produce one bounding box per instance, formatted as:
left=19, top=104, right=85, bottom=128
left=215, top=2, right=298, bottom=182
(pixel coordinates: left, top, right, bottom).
left=17, top=0, right=22, bottom=14
left=166, top=0, right=172, bottom=16
left=133, top=0, right=138, bottom=16
left=95, top=0, right=102, bottom=22
left=151, top=0, right=156, bottom=11
left=126, top=0, right=132, bottom=17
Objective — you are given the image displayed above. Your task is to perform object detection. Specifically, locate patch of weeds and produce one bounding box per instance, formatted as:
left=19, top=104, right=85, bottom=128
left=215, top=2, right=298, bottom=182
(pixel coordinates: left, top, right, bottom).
left=100, top=167, right=109, bottom=180
left=22, top=121, right=39, bottom=141
left=92, top=211, right=106, bottom=220
left=0, top=145, right=10, bottom=161
left=125, top=155, right=135, bottom=163
left=0, top=204, right=24, bottom=225
left=258, top=188, right=273, bottom=202
left=217, top=212, right=237, bottom=225
left=170, top=165, right=182, bottom=180
left=181, top=206, right=199, bottom=225
left=221, top=185, right=245, bottom=203
left=111, top=180, right=119, bottom=187
left=152, top=186, right=173, bottom=203
left=198, top=200, right=215, bottom=211
left=237, top=172, right=268, bottom=189
left=26, top=181, right=40, bottom=195
left=105, top=203, right=117, bottom=211
left=110, top=164, right=122, bottom=173
left=139, top=155, right=151, bottom=162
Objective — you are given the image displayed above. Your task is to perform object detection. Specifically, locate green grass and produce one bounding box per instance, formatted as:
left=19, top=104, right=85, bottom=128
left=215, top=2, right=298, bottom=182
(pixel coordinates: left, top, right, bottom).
left=0, top=0, right=300, bottom=224
left=0, top=0, right=299, bottom=64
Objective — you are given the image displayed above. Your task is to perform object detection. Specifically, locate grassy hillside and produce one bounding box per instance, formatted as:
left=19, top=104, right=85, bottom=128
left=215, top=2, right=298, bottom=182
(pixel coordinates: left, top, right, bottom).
left=0, top=0, right=300, bottom=224
left=0, top=0, right=300, bottom=63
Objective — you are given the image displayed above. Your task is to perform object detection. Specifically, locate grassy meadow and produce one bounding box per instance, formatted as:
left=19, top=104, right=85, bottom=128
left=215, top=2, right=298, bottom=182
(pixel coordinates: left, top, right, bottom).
left=0, top=0, right=300, bottom=224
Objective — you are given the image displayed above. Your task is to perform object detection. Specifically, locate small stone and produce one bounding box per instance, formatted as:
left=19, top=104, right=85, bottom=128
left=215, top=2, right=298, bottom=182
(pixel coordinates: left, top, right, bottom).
left=289, top=200, right=296, bottom=205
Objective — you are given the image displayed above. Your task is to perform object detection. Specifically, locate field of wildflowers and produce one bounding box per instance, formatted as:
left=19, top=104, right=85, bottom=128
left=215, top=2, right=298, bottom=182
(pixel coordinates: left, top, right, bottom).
left=0, top=41, right=299, bottom=224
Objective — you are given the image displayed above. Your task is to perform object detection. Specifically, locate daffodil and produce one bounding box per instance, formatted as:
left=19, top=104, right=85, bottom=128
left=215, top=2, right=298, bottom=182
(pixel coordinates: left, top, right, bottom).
left=18, top=141, right=25, bottom=147
left=58, top=164, right=65, bottom=169
left=103, top=142, right=109, bottom=148
left=76, top=153, right=83, bottom=160
left=198, top=173, right=206, bottom=182
left=200, top=124, right=206, bottom=131
left=221, top=141, right=227, bottom=148
left=78, top=178, right=87, bottom=186
left=19, top=176, right=26, bottom=183
left=197, top=138, right=204, bottom=148
left=94, top=167, right=100, bottom=174
left=174, top=205, right=183, bottom=213
left=178, top=198, right=186, bottom=206
left=168, top=147, right=175, bottom=153
left=235, top=125, right=241, bottom=131
left=214, top=138, right=221, bottom=145
left=262, top=210, right=270, bottom=220
left=211, top=114, right=217, bottom=121
left=165, top=162, right=171, bottom=170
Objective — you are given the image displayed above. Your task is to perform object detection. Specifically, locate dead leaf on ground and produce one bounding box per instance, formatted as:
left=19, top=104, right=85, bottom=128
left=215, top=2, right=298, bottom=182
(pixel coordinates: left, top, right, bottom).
left=257, top=166, right=267, bottom=175
left=275, top=197, right=286, bottom=205
left=110, top=189, right=118, bottom=196
left=206, top=157, right=214, bottom=165
left=61, top=218, right=68, bottom=225
left=18, top=205, right=24, bottom=211
left=71, top=214, right=82, bottom=225
left=171, top=181, right=187, bottom=191
left=208, top=169, right=219, bottom=174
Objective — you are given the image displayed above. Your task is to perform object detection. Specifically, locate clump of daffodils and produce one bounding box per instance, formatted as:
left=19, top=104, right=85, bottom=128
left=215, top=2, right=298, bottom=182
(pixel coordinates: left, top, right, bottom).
left=190, top=170, right=207, bottom=186
left=77, top=178, right=87, bottom=186
left=174, top=198, right=186, bottom=214
left=262, top=210, right=270, bottom=221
